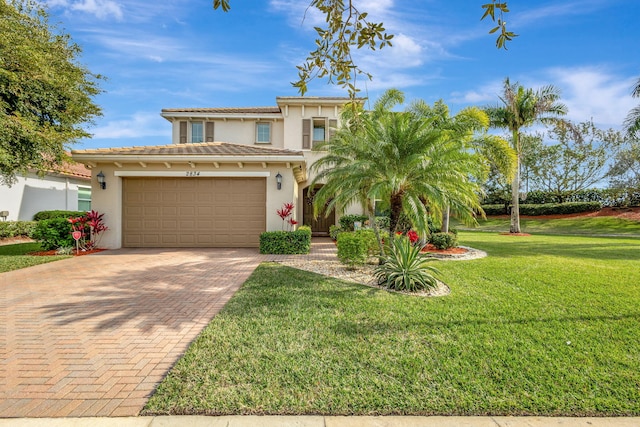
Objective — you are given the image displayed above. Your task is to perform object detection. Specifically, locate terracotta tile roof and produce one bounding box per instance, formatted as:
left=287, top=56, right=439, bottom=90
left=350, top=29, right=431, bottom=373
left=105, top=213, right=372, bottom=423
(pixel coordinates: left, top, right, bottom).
left=161, top=107, right=282, bottom=114
left=72, top=142, right=303, bottom=157
left=53, top=161, right=92, bottom=179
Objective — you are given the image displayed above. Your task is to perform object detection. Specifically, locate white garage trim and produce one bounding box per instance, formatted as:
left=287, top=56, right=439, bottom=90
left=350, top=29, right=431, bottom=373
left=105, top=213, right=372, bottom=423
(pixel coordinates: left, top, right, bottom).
left=114, top=171, right=271, bottom=177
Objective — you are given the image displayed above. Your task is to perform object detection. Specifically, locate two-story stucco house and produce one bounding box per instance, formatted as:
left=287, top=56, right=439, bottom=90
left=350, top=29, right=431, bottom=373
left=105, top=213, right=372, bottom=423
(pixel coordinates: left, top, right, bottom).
left=71, top=96, right=362, bottom=249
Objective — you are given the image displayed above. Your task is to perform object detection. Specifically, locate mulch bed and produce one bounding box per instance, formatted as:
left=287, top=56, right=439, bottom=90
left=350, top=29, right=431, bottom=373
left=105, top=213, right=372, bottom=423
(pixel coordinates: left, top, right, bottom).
left=421, top=243, right=468, bottom=255
left=28, top=248, right=106, bottom=256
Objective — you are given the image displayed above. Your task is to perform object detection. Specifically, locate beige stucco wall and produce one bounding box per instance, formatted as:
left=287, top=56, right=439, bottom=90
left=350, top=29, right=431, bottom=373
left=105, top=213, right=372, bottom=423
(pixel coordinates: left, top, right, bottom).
left=170, top=119, right=285, bottom=148
left=88, top=163, right=300, bottom=249
left=280, top=104, right=341, bottom=151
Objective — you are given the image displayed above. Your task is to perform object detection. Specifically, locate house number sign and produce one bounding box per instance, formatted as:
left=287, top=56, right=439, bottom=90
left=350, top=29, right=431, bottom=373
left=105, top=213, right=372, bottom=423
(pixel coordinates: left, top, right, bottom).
left=185, top=171, right=201, bottom=177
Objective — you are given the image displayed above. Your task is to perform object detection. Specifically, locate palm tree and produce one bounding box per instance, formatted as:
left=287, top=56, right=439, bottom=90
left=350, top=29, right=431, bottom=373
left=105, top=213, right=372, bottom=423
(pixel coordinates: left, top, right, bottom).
left=310, top=89, right=514, bottom=241
left=409, top=100, right=516, bottom=232
left=624, top=77, right=640, bottom=138
left=485, top=78, right=567, bottom=233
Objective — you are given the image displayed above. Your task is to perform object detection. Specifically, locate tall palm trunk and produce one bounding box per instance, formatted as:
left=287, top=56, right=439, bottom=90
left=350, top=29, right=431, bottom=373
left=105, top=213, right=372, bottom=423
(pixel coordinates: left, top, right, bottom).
left=510, top=135, right=521, bottom=233
left=441, top=205, right=450, bottom=233
left=389, top=192, right=403, bottom=235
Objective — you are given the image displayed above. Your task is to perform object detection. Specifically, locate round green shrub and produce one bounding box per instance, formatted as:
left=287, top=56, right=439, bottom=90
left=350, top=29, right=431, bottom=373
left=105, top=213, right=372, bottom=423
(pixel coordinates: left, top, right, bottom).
left=429, top=232, right=458, bottom=250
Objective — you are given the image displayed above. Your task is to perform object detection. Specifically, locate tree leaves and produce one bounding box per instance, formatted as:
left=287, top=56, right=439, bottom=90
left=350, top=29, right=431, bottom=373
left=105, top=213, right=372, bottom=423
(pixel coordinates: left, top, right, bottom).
left=0, top=1, right=102, bottom=184
left=213, top=1, right=515, bottom=98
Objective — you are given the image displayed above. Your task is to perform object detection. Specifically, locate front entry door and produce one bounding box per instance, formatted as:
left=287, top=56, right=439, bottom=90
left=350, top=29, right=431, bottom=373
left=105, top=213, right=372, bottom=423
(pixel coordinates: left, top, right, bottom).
left=303, top=186, right=335, bottom=236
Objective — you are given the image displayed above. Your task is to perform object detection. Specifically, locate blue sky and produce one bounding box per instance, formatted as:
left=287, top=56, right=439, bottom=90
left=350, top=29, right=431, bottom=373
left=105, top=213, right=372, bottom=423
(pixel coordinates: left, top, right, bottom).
left=43, top=0, right=640, bottom=149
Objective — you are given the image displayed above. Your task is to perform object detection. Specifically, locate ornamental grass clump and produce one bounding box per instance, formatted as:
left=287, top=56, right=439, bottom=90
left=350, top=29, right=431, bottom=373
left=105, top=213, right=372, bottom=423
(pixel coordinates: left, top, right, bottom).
left=375, top=236, right=440, bottom=292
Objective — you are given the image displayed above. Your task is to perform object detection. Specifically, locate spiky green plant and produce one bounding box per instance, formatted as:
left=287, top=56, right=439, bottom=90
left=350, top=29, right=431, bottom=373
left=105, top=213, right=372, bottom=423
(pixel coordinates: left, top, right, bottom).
left=374, top=236, right=440, bottom=292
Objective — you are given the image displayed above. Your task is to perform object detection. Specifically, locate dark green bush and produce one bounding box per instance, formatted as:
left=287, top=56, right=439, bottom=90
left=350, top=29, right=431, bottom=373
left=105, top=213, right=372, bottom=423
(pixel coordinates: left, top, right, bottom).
left=336, top=232, right=368, bottom=267
left=519, top=202, right=601, bottom=216
left=429, top=232, right=458, bottom=250
left=329, top=225, right=342, bottom=241
left=259, top=226, right=311, bottom=254
left=0, top=221, right=37, bottom=239
left=32, top=218, right=75, bottom=250
left=375, top=216, right=390, bottom=231
left=339, top=214, right=369, bottom=231
left=482, top=201, right=601, bottom=216
left=33, top=210, right=86, bottom=221
left=481, top=204, right=509, bottom=215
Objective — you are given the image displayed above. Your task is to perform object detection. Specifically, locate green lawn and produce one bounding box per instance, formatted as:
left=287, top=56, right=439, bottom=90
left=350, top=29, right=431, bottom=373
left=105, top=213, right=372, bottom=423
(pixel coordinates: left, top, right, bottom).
left=0, top=242, right=70, bottom=273
left=144, top=232, right=640, bottom=416
left=461, top=216, right=640, bottom=236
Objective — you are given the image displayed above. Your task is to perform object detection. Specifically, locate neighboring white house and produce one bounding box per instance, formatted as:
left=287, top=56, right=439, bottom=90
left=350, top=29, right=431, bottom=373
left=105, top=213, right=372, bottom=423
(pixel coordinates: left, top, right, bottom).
left=71, top=96, right=363, bottom=249
left=0, top=162, right=92, bottom=221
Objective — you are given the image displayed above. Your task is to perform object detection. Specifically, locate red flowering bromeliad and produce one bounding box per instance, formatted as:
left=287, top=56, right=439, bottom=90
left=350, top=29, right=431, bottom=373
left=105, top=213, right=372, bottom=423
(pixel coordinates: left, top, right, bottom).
left=276, top=202, right=298, bottom=231
left=396, top=230, right=420, bottom=245
left=407, top=230, right=419, bottom=244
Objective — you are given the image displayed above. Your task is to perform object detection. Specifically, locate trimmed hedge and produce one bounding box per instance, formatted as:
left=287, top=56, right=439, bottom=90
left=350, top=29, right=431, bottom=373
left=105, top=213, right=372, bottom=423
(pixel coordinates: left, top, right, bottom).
left=336, top=232, right=368, bottom=267
left=482, top=201, right=602, bottom=216
left=0, top=221, right=37, bottom=239
left=32, top=217, right=75, bottom=250
left=33, top=210, right=86, bottom=221
left=485, top=188, right=640, bottom=208
left=259, top=226, right=311, bottom=254
left=336, top=230, right=385, bottom=267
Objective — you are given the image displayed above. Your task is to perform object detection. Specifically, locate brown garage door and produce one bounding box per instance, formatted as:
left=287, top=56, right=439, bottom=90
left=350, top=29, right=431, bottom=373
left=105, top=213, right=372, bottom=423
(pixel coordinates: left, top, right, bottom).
left=122, top=177, right=266, bottom=247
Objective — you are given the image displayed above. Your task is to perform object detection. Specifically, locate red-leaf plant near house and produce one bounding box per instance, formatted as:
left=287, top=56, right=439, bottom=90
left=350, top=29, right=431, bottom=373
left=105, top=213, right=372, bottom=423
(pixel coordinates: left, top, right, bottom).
left=276, top=202, right=297, bottom=231
left=68, top=210, right=109, bottom=250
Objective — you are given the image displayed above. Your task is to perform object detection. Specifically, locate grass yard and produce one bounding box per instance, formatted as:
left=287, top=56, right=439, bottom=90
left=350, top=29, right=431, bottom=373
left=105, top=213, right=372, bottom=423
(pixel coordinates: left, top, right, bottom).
left=0, top=242, right=70, bottom=273
left=144, top=232, right=640, bottom=416
left=463, top=216, right=640, bottom=236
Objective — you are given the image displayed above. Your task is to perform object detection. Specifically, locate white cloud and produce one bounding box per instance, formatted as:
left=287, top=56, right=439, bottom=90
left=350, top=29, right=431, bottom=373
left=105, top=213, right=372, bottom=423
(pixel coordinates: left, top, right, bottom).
left=547, top=67, right=636, bottom=128
left=91, top=112, right=169, bottom=139
left=453, top=68, right=637, bottom=130
left=450, top=80, right=505, bottom=105
left=47, top=0, right=123, bottom=20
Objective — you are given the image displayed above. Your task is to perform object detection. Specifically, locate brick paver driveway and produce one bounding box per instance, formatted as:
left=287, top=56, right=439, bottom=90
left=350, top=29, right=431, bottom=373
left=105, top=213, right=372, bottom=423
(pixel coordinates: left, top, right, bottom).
left=0, top=248, right=269, bottom=417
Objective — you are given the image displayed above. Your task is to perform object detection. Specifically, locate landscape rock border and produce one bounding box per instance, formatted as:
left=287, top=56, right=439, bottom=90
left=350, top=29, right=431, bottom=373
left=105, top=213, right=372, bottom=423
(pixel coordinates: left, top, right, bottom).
left=277, top=245, right=487, bottom=298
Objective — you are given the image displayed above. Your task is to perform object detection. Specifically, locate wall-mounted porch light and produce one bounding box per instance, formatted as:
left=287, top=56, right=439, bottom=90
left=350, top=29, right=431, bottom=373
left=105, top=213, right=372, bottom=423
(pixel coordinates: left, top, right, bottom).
left=275, top=172, right=282, bottom=190
left=97, top=171, right=106, bottom=190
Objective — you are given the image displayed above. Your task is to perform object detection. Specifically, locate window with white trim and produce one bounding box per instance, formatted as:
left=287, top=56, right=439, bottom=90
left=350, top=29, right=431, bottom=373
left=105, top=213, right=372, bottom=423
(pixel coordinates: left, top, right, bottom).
left=78, top=186, right=91, bottom=211
left=256, top=122, right=271, bottom=144
left=191, top=121, right=203, bottom=143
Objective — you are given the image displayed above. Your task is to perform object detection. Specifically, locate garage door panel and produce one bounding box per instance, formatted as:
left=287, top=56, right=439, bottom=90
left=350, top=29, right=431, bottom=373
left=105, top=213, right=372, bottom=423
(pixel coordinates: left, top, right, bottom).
left=123, top=177, right=265, bottom=248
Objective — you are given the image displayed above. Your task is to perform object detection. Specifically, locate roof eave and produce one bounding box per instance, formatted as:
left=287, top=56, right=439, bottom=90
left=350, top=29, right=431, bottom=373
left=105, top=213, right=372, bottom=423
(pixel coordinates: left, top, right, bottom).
left=160, top=112, right=283, bottom=122
left=71, top=154, right=306, bottom=164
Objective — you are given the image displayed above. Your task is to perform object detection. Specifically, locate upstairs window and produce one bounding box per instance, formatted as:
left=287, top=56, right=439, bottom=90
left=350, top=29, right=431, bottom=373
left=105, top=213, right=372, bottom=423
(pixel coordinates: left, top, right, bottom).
left=191, top=121, right=203, bottom=143
left=303, top=118, right=338, bottom=149
left=256, top=123, right=271, bottom=144
left=313, top=119, right=326, bottom=143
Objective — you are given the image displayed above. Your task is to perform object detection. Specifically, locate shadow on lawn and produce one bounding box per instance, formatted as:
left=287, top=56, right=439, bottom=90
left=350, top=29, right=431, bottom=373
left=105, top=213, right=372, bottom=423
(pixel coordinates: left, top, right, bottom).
left=40, top=248, right=261, bottom=332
